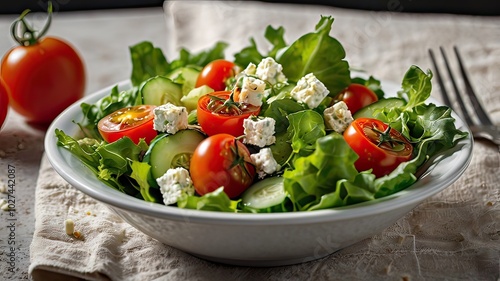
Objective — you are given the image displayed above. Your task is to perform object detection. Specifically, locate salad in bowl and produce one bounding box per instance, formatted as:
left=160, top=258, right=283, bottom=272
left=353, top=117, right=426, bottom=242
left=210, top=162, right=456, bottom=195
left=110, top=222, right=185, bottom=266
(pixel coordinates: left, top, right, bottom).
left=54, top=16, right=468, bottom=214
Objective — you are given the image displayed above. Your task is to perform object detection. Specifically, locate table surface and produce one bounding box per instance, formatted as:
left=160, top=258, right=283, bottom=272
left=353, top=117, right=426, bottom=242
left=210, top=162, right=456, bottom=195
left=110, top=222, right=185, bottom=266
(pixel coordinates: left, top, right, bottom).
left=0, top=2, right=499, bottom=280
left=0, top=7, right=168, bottom=280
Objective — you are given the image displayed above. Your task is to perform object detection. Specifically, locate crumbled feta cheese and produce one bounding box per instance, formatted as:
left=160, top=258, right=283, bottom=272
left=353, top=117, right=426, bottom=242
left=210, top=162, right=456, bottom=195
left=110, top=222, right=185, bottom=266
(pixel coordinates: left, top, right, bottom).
left=242, top=63, right=257, bottom=75
left=157, top=167, right=194, bottom=205
left=290, top=73, right=329, bottom=109
left=243, top=116, right=276, bottom=147
left=323, top=101, right=353, bottom=133
left=250, top=148, right=281, bottom=179
left=239, top=76, right=266, bottom=107
left=153, top=103, right=188, bottom=134
left=255, top=57, right=287, bottom=85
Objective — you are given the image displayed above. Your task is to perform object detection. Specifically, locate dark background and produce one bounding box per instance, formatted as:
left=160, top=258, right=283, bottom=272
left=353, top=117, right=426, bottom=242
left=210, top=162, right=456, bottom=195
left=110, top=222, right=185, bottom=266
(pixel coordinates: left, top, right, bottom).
left=1, top=0, right=499, bottom=16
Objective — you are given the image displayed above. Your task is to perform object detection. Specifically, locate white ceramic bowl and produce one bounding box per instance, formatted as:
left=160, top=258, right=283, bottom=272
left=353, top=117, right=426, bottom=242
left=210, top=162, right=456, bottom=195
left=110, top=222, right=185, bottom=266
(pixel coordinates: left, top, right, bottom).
left=44, top=80, right=473, bottom=267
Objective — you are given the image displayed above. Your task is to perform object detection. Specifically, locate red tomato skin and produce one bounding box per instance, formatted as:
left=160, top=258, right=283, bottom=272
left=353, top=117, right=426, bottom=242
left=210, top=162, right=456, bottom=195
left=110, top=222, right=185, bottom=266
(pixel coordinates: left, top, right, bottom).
left=97, top=105, right=157, bottom=144
left=0, top=78, right=9, bottom=130
left=339, top=84, right=378, bottom=114
left=197, top=91, right=260, bottom=137
left=195, top=59, right=235, bottom=91
left=343, top=118, right=413, bottom=177
left=190, top=134, right=255, bottom=198
left=1, top=37, right=85, bottom=124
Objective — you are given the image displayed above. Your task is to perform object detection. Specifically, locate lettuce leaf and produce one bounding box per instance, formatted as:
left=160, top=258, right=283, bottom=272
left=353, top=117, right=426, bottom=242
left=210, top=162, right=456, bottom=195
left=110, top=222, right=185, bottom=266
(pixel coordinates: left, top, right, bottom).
left=56, top=129, right=151, bottom=199
left=177, top=187, right=239, bottom=212
left=284, top=133, right=362, bottom=211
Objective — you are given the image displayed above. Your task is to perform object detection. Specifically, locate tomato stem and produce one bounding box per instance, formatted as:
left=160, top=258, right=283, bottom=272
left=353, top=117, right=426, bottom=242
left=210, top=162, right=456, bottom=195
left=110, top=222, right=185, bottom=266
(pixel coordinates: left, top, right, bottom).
left=372, top=125, right=407, bottom=150
left=207, top=94, right=243, bottom=115
left=11, top=1, right=52, bottom=46
left=229, top=138, right=254, bottom=181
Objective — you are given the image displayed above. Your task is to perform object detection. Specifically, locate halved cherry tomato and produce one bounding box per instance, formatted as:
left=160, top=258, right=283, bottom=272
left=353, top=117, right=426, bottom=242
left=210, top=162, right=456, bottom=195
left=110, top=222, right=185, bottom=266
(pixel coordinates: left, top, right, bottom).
left=336, top=84, right=378, bottom=114
left=190, top=134, right=256, bottom=198
left=1, top=3, right=85, bottom=125
left=197, top=91, right=261, bottom=137
left=97, top=105, right=157, bottom=144
left=195, top=59, right=236, bottom=91
left=344, top=118, right=413, bottom=177
left=0, top=78, right=9, bottom=130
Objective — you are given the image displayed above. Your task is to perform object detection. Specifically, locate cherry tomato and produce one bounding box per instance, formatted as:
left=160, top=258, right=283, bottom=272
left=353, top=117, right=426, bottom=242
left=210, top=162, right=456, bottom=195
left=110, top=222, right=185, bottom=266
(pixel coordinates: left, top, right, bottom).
left=195, top=59, right=236, bottom=91
left=0, top=78, right=9, bottom=130
left=197, top=91, right=261, bottom=137
left=0, top=4, right=85, bottom=125
left=190, top=134, right=256, bottom=198
left=343, top=118, right=413, bottom=177
left=97, top=105, right=157, bottom=144
left=336, top=84, right=378, bottom=114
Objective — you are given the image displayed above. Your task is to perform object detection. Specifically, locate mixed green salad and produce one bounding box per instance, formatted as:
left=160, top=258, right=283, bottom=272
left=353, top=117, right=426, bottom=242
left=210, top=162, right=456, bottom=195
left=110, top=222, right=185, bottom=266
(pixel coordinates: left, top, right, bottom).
left=56, top=16, right=467, bottom=213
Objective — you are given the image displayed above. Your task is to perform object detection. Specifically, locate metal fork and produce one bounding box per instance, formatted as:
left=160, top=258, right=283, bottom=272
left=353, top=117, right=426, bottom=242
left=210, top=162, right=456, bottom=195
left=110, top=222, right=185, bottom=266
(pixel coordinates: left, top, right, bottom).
left=428, top=46, right=500, bottom=149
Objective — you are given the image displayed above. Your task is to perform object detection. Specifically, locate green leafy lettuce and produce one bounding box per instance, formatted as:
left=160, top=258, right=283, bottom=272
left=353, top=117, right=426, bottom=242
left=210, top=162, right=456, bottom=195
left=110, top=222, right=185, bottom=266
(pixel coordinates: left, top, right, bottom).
left=234, top=16, right=350, bottom=95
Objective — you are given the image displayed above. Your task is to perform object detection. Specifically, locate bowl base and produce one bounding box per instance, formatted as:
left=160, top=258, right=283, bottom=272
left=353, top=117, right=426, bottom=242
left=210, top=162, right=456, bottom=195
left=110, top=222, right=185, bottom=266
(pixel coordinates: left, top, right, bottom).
left=188, top=251, right=334, bottom=267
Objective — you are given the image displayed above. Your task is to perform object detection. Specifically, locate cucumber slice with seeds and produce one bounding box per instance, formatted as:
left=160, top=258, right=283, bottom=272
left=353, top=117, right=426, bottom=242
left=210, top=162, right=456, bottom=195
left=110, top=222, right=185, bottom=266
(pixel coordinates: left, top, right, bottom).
left=242, top=177, right=287, bottom=210
left=146, top=130, right=205, bottom=179
left=141, top=76, right=182, bottom=106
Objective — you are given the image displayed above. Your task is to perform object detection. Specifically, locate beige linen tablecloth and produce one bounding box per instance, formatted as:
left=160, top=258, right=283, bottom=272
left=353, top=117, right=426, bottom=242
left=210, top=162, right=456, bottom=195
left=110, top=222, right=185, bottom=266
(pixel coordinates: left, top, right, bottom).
left=29, top=1, right=500, bottom=280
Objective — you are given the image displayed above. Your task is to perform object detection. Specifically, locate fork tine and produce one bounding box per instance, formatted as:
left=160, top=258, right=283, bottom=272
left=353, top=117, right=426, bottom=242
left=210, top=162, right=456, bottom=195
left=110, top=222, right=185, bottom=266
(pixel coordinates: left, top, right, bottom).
left=453, top=46, right=493, bottom=126
left=428, top=49, right=453, bottom=108
left=429, top=47, right=474, bottom=126
left=438, top=47, right=475, bottom=126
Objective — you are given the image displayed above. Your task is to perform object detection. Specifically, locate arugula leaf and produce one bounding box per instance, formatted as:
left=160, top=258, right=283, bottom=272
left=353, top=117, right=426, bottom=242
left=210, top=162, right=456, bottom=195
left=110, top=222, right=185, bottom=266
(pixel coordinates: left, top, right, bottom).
left=277, top=16, right=351, bottom=95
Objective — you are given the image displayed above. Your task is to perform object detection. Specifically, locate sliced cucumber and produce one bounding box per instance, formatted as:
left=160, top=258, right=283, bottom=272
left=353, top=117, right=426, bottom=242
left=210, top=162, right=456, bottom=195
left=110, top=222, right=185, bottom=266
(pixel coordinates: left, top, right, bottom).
left=147, top=130, right=205, bottom=179
left=180, top=85, right=214, bottom=112
left=167, top=66, right=200, bottom=95
left=241, top=177, right=287, bottom=210
left=141, top=76, right=182, bottom=106
left=353, top=97, right=406, bottom=119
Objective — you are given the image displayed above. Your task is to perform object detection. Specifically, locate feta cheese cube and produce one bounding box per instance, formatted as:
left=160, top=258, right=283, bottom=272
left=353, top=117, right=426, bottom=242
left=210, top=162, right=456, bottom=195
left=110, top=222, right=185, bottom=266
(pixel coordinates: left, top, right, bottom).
left=153, top=103, right=188, bottom=134
left=255, top=57, right=287, bottom=85
left=243, top=116, right=276, bottom=147
left=239, top=76, right=266, bottom=107
left=250, top=148, right=281, bottom=179
left=323, top=101, right=353, bottom=133
left=156, top=167, right=194, bottom=205
left=290, top=73, right=329, bottom=109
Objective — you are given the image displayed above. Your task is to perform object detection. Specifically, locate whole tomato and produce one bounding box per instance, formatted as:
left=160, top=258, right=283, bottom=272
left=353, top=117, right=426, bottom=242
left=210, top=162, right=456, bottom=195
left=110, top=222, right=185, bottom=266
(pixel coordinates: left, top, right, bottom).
left=1, top=3, right=85, bottom=125
left=344, top=118, right=413, bottom=177
left=190, top=134, right=256, bottom=198
left=336, top=84, right=378, bottom=114
left=195, top=59, right=236, bottom=91
left=0, top=77, right=9, bottom=130
left=197, top=91, right=261, bottom=137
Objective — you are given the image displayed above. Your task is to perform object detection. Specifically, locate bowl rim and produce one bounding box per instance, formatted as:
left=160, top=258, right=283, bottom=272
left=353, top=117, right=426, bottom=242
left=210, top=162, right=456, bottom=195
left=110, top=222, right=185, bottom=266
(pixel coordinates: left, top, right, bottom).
left=44, top=79, right=473, bottom=226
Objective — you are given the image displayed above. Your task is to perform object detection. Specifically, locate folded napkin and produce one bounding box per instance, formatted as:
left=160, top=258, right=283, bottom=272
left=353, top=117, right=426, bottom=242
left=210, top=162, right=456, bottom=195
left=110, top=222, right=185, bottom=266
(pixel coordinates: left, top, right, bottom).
left=30, top=1, right=500, bottom=280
